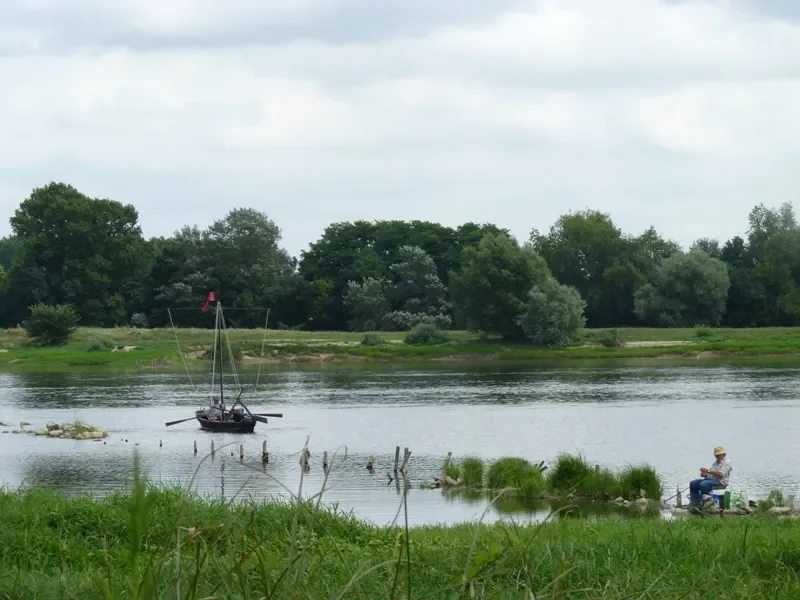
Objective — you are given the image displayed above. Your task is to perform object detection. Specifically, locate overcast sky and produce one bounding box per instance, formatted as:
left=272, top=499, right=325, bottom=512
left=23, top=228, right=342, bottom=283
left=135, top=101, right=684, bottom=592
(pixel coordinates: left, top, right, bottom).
left=1, top=0, right=799, bottom=257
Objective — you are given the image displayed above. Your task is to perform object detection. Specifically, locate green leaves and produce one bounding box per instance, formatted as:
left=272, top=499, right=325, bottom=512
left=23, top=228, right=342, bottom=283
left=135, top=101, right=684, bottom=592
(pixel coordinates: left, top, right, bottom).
left=23, top=303, right=79, bottom=346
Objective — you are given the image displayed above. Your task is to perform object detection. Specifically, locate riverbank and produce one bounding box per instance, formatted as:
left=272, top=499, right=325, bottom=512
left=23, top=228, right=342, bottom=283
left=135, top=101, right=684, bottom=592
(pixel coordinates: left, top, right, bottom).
left=0, top=326, right=798, bottom=369
left=1, top=484, right=799, bottom=598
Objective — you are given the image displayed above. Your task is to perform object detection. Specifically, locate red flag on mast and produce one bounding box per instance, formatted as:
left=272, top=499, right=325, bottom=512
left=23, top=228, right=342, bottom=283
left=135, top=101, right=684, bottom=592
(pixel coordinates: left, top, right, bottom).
left=201, top=291, right=217, bottom=312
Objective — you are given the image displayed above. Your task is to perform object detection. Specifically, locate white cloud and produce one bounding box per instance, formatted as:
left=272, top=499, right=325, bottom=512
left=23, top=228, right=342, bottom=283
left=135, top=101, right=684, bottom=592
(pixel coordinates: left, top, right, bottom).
left=0, top=0, right=800, bottom=255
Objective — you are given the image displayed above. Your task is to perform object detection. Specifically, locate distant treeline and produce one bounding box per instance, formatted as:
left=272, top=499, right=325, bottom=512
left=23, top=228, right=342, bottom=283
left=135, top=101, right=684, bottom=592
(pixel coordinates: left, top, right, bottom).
left=0, top=182, right=797, bottom=336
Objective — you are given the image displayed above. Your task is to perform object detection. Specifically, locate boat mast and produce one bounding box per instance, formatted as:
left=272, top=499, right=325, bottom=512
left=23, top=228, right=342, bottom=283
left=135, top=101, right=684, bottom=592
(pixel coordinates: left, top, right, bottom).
left=217, top=301, right=224, bottom=409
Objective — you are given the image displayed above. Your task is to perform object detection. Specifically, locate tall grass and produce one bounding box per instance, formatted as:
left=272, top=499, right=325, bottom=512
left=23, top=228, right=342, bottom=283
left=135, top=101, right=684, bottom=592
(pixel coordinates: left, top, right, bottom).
left=618, top=464, right=664, bottom=500
left=2, top=451, right=800, bottom=597
left=486, top=457, right=546, bottom=497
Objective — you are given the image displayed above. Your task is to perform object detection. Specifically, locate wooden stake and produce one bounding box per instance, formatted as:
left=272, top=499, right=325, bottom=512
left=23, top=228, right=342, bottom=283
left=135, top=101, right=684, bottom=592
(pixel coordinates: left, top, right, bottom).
left=159, top=439, right=163, bottom=448
left=367, top=455, right=375, bottom=470
left=323, top=450, right=329, bottom=471
left=211, top=440, right=215, bottom=456
left=261, top=440, right=269, bottom=464
left=239, top=444, right=244, bottom=461
left=193, top=440, right=197, bottom=455
left=394, top=446, right=400, bottom=472
left=676, top=485, right=683, bottom=508
left=400, top=447, right=411, bottom=473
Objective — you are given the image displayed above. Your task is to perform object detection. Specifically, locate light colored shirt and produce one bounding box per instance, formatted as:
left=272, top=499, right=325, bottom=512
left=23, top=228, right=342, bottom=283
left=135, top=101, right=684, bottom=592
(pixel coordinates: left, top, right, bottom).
left=707, top=457, right=732, bottom=486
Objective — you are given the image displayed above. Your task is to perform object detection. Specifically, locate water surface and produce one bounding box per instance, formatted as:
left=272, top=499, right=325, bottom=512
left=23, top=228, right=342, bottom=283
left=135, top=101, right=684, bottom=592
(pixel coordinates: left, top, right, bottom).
left=1, top=361, right=798, bottom=525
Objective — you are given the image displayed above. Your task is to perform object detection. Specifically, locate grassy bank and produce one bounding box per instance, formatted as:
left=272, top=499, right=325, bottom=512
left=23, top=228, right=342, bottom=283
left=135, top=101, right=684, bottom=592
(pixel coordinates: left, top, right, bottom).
left=2, top=481, right=800, bottom=599
left=0, top=325, right=799, bottom=369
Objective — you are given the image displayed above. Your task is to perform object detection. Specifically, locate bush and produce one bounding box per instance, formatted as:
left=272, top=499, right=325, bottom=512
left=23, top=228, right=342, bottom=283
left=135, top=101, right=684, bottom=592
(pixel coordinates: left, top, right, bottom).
left=617, top=465, right=663, bottom=500
left=597, top=328, right=623, bottom=348
left=87, top=339, right=115, bottom=353
left=403, top=324, right=450, bottom=346
left=459, top=457, right=485, bottom=488
left=130, top=312, right=149, bottom=328
left=694, top=326, right=713, bottom=339
left=360, top=333, right=386, bottom=347
left=518, top=277, right=586, bottom=347
left=547, top=453, right=593, bottom=494
left=23, top=303, right=79, bottom=346
left=381, top=311, right=452, bottom=332
left=487, top=457, right=546, bottom=496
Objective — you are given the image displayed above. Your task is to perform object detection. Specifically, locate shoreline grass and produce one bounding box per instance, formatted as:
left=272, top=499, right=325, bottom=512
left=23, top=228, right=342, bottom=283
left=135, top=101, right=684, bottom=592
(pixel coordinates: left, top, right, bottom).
left=446, top=454, right=663, bottom=502
left=3, top=480, right=800, bottom=598
left=0, top=325, right=798, bottom=370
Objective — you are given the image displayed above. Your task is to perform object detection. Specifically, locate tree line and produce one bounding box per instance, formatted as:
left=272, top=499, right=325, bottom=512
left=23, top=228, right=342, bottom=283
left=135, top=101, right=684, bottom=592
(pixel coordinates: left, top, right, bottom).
left=0, top=182, right=797, bottom=339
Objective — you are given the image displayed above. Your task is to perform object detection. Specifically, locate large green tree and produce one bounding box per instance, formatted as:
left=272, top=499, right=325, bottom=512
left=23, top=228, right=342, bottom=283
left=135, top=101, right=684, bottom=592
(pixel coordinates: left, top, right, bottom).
left=450, top=233, right=550, bottom=339
left=531, top=212, right=678, bottom=327
left=4, top=183, right=147, bottom=326
left=299, top=220, right=506, bottom=329
left=634, top=250, right=730, bottom=326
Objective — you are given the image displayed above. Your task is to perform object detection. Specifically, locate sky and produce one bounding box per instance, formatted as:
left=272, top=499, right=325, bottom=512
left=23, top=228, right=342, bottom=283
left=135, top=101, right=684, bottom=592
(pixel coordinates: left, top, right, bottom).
left=1, top=0, right=799, bottom=258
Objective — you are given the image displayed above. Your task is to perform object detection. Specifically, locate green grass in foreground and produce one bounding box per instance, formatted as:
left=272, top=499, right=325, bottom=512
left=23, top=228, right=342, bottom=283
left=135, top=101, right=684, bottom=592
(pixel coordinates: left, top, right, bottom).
left=0, top=325, right=798, bottom=369
left=2, top=476, right=800, bottom=598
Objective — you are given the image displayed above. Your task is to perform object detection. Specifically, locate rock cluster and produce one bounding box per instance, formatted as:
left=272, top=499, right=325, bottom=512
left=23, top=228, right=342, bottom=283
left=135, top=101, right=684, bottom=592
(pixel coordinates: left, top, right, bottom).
left=33, top=422, right=108, bottom=440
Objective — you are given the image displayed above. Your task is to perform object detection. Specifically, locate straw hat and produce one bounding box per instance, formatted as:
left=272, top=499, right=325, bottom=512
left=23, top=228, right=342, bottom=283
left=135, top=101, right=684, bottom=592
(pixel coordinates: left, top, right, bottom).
left=713, top=446, right=726, bottom=456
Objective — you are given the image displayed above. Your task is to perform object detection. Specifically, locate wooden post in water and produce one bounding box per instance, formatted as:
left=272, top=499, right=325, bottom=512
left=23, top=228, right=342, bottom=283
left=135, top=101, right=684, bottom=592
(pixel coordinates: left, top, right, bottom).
left=323, top=450, right=329, bottom=472
left=400, top=447, right=411, bottom=473
left=194, top=440, right=197, bottom=455
left=159, top=439, right=163, bottom=448
left=239, top=444, right=244, bottom=462
left=261, top=440, right=269, bottom=464
left=211, top=440, right=215, bottom=456
left=394, top=446, right=400, bottom=473
left=676, top=485, right=683, bottom=508
left=366, top=455, right=374, bottom=471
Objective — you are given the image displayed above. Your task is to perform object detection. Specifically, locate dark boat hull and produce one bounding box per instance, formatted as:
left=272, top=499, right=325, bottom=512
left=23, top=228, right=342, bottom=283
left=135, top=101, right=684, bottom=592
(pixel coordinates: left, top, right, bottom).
left=195, top=411, right=256, bottom=433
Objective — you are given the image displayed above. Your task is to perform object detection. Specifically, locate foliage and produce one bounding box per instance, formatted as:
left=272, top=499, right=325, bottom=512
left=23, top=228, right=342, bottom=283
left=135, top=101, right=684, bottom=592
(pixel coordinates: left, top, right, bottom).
left=486, top=458, right=546, bottom=497
left=2, top=182, right=800, bottom=333
left=403, top=323, right=450, bottom=345
left=343, top=277, right=390, bottom=331
left=459, top=457, right=485, bottom=488
left=617, top=465, right=663, bottom=501
left=130, top=312, right=149, bottom=328
left=634, top=250, right=731, bottom=326
left=23, top=302, right=79, bottom=346
left=6, top=480, right=800, bottom=599
left=518, top=277, right=586, bottom=346
left=360, top=333, right=386, bottom=346
left=450, top=233, right=550, bottom=339
left=596, top=328, right=623, bottom=347
left=547, top=453, right=594, bottom=494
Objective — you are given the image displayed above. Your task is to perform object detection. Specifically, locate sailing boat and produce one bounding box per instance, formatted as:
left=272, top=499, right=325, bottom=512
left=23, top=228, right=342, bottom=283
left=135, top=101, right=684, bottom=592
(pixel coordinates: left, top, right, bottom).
left=165, top=292, right=283, bottom=433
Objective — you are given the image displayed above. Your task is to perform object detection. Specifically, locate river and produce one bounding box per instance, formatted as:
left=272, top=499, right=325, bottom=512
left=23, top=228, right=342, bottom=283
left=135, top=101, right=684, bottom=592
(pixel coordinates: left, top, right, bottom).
left=1, top=360, right=798, bottom=526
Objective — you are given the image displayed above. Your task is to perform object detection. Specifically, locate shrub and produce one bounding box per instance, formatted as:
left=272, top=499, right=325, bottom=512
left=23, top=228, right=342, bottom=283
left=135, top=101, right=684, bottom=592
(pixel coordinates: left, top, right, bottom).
left=518, top=277, right=586, bottom=347
left=87, top=338, right=115, bottom=353
left=360, top=333, right=386, bottom=347
left=617, top=465, right=663, bottom=500
left=404, top=324, right=450, bottom=346
left=583, top=467, right=621, bottom=499
left=381, top=311, right=452, bottom=332
left=130, top=312, right=149, bottom=328
left=597, top=328, right=623, bottom=348
left=23, top=303, right=79, bottom=346
left=459, top=457, right=485, bottom=488
left=547, top=453, right=593, bottom=494
left=443, top=456, right=461, bottom=481
left=487, top=457, right=545, bottom=496
left=694, top=326, right=713, bottom=339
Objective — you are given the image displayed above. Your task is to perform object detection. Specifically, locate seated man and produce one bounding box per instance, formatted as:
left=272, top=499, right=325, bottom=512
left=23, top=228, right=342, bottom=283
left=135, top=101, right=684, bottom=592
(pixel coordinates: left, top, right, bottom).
left=689, top=445, right=732, bottom=511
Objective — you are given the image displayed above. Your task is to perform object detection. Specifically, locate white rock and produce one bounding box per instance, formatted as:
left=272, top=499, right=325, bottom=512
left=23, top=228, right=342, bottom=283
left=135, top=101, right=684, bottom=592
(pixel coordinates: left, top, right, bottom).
left=769, top=506, right=792, bottom=515
left=635, top=497, right=649, bottom=506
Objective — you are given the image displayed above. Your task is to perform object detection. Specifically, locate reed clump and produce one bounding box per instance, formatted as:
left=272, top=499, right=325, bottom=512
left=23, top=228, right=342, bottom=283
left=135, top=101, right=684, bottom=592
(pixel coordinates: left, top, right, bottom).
left=443, top=452, right=662, bottom=501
